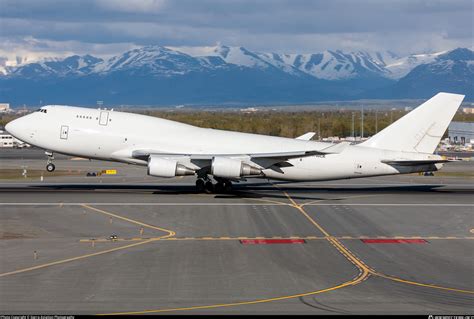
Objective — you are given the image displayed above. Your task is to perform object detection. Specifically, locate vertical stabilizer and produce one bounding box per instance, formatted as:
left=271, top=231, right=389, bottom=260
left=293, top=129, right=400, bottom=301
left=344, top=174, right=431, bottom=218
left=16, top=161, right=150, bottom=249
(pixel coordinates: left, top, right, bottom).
left=360, top=92, right=465, bottom=154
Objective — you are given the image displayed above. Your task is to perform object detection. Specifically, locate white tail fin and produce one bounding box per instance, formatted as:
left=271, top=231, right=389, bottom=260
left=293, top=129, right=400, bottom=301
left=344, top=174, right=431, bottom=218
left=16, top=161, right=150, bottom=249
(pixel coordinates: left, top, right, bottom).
left=361, top=92, right=465, bottom=154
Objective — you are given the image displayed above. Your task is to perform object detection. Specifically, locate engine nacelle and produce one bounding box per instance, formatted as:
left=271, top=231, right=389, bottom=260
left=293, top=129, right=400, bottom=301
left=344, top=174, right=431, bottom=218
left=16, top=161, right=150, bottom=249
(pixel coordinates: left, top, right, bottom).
left=211, top=157, right=261, bottom=178
left=147, top=156, right=195, bottom=178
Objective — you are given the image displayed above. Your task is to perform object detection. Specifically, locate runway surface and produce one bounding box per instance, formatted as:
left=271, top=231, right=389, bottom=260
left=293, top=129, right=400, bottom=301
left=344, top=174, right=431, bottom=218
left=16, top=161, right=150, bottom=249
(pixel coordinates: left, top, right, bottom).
left=0, top=155, right=473, bottom=314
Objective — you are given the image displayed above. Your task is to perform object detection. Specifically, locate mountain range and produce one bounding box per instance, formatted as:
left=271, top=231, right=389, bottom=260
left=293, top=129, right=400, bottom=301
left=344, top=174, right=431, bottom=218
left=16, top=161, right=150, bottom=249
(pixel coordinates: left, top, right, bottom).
left=0, top=46, right=472, bottom=105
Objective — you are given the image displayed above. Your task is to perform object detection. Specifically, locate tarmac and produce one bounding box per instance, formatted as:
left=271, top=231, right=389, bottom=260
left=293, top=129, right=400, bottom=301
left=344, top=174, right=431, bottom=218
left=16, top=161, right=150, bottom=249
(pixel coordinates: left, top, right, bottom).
left=0, top=148, right=473, bottom=314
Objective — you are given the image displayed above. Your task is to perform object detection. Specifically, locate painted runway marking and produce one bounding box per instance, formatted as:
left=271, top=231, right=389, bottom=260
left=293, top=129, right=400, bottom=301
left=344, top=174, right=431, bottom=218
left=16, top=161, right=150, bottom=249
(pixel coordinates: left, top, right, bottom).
left=277, top=186, right=474, bottom=297
left=3, top=182, right=473, bottom=187
left=0, top=202, right=472, bottom=207
left=2, top=194, right=473, bottom=315
left=78, top=236, right=474, bottom=243
left=0, top=202, right=289, bottom=206
left=81, top=204, right=175, bottom=238
left=0, top=239, right=156, bottom=278
left=240, top=238, right=306, bottom=244
left=300, top=194, right=381, bottom=207
left=361, top=239, right=428, bottom=244
left=98, top=267, right=369, bottom=316
left=0, top=205, right=176, bottom=278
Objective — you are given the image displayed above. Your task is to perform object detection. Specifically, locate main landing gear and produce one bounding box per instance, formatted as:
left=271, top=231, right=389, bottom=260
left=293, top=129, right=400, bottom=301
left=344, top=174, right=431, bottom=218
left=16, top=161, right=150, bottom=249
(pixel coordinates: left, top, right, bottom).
left=195, top=177, right=233, bottom=194
left=45, top=151, right=55, bottom=172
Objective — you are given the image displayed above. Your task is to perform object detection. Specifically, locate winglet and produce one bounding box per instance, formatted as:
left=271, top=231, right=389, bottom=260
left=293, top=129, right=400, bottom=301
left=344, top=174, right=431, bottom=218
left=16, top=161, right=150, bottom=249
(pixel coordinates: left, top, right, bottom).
left=295, top=132, right=316, bottom=141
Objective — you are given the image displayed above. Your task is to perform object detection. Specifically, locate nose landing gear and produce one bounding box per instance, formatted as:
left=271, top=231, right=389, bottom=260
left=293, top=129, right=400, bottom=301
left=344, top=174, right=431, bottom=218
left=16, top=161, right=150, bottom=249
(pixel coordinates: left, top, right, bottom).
left=46, top=163, right=56, bottom=172
left=45, top=151, right=55, bottom=172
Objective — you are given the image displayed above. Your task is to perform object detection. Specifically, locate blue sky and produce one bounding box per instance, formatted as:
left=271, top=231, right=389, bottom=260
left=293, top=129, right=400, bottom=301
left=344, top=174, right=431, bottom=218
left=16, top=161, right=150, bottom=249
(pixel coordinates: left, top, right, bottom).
left=0, top=0, right=472, bottom=58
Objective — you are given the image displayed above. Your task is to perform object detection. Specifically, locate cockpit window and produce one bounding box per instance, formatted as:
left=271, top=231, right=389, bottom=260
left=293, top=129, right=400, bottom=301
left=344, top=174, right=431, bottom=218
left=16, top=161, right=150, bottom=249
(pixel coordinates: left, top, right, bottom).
left=35, top=109, right=47, bottom=113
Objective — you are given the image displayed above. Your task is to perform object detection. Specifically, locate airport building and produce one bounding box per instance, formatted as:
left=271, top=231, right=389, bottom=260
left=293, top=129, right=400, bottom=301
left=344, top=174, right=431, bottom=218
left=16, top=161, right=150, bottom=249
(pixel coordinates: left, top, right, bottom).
left=0, top=103, right=11, bottom=113
left=462, top=107, right=474, bottom=114
left=448, top=121, right=474, bottom=145
left=0, top=130, right=29, bottom=148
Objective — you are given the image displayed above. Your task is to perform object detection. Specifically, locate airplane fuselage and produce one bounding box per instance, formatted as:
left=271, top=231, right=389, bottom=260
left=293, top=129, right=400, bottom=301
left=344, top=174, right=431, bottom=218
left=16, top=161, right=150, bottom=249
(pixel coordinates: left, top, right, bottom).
left=6, top=105, right=442, bottom=182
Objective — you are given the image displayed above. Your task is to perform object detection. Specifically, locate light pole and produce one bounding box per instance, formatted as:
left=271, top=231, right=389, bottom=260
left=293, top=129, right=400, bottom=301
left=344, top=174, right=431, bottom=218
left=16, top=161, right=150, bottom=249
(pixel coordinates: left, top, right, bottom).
left=318, top=118, right=321, bottom=141
left=351, top=112, right=355, bottom=139
left=375, top=110, right=378, bottom=134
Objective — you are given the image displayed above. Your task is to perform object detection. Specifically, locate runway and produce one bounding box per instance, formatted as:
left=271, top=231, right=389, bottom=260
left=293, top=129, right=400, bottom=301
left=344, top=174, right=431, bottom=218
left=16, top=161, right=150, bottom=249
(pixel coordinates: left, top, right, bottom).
left=0, top=156, right=473, bottom=314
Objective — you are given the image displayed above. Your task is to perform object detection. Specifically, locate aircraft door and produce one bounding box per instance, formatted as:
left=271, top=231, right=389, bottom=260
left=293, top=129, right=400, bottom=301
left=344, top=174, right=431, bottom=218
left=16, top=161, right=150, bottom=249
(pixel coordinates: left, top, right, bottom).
left=60, top=125, right=69, bottom=140
left=99, top=111, right=109, bottom=126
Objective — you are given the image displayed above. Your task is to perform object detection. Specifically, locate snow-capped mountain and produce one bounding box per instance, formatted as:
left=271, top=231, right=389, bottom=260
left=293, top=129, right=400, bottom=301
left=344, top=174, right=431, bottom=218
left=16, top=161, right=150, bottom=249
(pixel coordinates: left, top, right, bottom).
left=259, top=50, right=393, bottom=80
left=91, top=46, right=209, bottom=76
left=383, top=51, right=447, bottom=79
left=0, top=54, right=62, bottom=75
left=0, top=46, right=471, bottom=105
left=6, top=55, right=103, bottom=77
left=1, top=45, right=453, bottom=81
left=384, top=48, right=474, bottom=99
left=175, top=46, right=446, bottom=80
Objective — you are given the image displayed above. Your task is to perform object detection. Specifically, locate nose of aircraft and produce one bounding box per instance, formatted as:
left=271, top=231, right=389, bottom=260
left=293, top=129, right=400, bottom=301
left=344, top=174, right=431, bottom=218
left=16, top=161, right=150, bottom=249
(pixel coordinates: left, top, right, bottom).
left=5, top=119, right=19, bottom=136
left=5, top=116, right=29, bottom=141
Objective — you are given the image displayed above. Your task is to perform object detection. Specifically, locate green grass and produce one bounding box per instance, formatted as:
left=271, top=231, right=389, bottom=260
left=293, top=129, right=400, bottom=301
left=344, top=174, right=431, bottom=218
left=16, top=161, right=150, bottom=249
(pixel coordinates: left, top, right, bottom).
left=0, top=169, right=83, bottom=180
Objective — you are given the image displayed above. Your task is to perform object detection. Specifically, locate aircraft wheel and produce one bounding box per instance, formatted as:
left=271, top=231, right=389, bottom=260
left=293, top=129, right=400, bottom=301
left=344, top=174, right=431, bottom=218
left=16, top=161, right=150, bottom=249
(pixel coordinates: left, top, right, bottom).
left=214, top=182, right=224, bottom=193
left=196, top=179, right=205, bottom=192
left=223, top=181, right=233, bottom=192
left=204, top=181, right=214, bottom=194
left=46, top=163, right=55, bottom=172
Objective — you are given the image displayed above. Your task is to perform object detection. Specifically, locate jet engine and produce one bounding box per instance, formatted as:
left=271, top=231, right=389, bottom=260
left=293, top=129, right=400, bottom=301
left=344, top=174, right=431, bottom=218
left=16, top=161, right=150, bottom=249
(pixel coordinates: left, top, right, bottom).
left=211, top=157, right=261, bottom=178
left=147, top=156, right=195, bottom=178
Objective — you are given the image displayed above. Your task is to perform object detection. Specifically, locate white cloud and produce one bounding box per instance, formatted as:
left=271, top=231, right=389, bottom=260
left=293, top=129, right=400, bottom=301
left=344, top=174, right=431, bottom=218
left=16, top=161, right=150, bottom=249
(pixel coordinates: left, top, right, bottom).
left=0, top=37, right=139, bottom=66
left=0, top=0, right=471, bottom=57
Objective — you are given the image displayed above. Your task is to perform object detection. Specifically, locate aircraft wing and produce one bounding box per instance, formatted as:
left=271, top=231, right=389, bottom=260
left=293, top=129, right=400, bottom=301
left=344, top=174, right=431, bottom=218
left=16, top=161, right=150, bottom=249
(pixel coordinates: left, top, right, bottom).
left=134, top=149, right=323, bottom=161
left=131, top=142, right=349, bottom=169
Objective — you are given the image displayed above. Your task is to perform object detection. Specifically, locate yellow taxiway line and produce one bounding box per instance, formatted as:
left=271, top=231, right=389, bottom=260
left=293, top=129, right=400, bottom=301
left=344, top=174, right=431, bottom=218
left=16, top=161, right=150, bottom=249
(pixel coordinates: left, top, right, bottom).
left=280, top=187, right=474, bottom=296
left=0, top=205, right=176, bottom=278
left=2, top=196, right=472, bottom=315
left=0, top=239, right=156, bottom=278
left=82, top=204, right=176, bottom=238
left=99, top=269, right=367, bottom=315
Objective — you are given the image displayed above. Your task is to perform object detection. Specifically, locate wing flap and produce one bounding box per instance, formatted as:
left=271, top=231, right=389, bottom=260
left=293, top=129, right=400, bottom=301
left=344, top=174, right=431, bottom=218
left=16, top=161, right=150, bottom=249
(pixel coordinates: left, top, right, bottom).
left=381, top=159, right=450, bottom=166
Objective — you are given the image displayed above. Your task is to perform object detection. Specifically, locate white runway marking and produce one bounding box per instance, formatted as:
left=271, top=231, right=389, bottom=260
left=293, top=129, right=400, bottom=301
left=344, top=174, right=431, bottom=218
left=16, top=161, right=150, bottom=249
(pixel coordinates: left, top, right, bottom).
left=1, top=182, right=474, bottom=187
left=0, top=202, right=473, bottom=206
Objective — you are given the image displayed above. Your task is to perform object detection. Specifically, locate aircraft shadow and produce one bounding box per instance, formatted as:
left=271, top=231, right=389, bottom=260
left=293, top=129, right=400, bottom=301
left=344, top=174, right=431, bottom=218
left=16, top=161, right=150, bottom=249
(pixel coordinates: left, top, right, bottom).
left=1, top=182, right=463, bottom=202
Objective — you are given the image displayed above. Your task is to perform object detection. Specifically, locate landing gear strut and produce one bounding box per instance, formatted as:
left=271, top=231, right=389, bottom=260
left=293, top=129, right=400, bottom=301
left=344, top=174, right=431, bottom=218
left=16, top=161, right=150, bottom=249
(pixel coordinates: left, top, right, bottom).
left=214, top=180, right=233, bottom=193
left=204, top=180, right=214, bottom=194
left=195, top=176, right=232, bottom=193
left=45, top=151, right=55, bottom=172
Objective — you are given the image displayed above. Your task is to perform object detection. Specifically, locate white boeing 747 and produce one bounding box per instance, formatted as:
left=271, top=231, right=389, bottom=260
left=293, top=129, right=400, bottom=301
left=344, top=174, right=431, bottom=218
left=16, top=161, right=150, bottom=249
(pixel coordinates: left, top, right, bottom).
left=5, top=92, right=464, bottom=192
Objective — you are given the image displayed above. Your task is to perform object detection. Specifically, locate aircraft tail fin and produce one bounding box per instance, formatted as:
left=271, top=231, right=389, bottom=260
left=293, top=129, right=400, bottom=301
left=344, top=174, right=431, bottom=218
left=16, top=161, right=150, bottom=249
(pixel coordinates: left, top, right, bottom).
left=360, top=92, right=465, bottom=154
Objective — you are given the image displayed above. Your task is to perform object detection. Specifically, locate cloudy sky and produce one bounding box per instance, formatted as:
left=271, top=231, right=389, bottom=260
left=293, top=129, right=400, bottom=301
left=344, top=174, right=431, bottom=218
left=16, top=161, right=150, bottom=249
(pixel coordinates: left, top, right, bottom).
left=0, top=0, right=472, bottom=60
